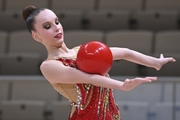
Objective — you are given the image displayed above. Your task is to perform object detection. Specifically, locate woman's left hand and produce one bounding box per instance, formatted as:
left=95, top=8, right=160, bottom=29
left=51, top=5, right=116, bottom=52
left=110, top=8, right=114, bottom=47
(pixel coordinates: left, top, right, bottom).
left=156, top=54, right=176, bottom=70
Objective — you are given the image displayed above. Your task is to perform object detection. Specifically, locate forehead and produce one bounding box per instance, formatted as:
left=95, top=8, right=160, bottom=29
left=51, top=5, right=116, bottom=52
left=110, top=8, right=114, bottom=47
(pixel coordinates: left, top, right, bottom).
left=35, top=9, right=57, bottom=23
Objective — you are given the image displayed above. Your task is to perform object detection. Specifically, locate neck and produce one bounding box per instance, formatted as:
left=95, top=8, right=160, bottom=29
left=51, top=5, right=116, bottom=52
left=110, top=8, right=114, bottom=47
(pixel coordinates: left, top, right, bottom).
left=46, top=43, right=71, bottom=58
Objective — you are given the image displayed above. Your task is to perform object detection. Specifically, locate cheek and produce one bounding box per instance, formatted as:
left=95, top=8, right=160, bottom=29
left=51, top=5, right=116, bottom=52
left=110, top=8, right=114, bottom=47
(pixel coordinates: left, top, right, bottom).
left=40, top=31, right=53, bottom=40
left=35, top=27, right=53, bottom=40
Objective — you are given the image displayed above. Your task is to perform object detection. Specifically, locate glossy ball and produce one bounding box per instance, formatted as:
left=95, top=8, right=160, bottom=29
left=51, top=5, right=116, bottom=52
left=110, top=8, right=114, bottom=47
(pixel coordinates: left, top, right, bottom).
left=76, top=41, right=113, bottom=75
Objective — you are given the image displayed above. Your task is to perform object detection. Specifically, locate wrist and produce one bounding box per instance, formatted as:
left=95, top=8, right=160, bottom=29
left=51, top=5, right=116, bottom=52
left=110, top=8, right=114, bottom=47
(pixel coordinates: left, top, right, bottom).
left=155, top=59, right=162, bottom=70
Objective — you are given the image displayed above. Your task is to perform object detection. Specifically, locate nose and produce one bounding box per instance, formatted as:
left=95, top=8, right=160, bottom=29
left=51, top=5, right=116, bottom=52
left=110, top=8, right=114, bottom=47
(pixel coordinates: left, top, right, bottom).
left=54, top=24, right=60, bottom=32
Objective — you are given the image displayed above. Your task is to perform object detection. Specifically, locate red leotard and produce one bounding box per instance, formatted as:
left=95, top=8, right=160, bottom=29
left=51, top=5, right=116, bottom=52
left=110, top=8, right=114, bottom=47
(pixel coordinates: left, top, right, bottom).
left=49, top=47, right=121, bottom=120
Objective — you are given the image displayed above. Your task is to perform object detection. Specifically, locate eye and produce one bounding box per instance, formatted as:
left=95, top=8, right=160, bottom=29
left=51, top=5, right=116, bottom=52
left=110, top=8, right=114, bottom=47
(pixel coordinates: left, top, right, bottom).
left=43, top=24, right=51, bottom=29
left=55, top=20, right=60, bottom=25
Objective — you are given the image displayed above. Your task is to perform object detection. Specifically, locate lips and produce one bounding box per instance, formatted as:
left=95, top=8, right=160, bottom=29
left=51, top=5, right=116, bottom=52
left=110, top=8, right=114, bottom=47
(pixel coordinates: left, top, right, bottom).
left=55, top=33, right=62, bottom=39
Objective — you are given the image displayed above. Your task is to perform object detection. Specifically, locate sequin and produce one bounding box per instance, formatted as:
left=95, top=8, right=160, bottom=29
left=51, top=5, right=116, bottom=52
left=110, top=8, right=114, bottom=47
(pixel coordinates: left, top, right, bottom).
left=50, top=47, right=121, bottom=120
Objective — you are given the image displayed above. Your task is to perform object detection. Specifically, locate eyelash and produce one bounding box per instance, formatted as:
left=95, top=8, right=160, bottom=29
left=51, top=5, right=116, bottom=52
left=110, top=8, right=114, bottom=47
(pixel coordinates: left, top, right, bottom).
left=43, top=20, right=60, bottom=29
left=55, top=20, right=60, bottom=25
left=44, top=25, right=50, bottom=29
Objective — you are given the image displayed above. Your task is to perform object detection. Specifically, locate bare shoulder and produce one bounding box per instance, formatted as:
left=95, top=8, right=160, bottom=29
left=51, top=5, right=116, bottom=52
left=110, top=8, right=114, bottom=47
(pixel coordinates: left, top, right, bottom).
left=40, top=57, right=91, bottom=84
left=40, top=59, right=66, bottom=73
left=41, top=60, right=58, bottom=70
left=40, top=60, right=65, bottom=83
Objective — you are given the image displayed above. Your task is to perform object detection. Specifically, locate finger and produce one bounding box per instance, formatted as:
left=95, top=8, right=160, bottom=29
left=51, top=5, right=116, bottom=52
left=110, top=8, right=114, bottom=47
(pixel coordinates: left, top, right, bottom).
left=160, top=54, right=164, bottom=58
left=136, top=77, right=155, bottom=83
left=168, top=57, right=176, bottom=62
left=145, top=77, right=157, bottom=81
left=125, top=79, right=131, bottom=83
left=140, top=79, right=152, bottom=83
left=132, top=78, right=149, bottom=83
left=136, top=77, right=157, bottom=81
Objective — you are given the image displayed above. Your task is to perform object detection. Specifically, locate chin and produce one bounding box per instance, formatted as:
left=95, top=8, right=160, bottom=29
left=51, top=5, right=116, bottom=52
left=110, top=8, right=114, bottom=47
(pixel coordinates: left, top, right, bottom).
left=56, top=40, right=64, bottom=47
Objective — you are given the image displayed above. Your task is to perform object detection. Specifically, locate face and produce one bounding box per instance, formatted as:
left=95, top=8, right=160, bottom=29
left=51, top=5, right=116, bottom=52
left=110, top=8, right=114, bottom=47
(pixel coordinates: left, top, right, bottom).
left=32, top=9, right=64, bottom=48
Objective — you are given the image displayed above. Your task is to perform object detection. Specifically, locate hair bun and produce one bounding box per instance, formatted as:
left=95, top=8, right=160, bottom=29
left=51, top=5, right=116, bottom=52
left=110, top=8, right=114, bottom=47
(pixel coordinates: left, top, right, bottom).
left=22, top=6, right=37, bottom=21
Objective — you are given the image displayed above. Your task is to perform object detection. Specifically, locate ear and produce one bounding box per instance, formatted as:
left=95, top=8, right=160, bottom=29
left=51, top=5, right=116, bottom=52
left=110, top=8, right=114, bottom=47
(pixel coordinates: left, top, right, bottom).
left=32, top=31, right=42, bottom=42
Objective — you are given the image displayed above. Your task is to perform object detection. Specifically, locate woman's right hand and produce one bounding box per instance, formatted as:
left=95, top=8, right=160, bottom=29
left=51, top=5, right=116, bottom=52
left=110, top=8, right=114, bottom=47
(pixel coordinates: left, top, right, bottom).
left=121, top=77, right=157, bottom=91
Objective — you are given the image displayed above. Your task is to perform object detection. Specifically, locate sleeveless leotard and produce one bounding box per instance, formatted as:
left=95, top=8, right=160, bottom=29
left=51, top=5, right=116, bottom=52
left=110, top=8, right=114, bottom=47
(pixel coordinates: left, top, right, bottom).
left=49, top=47, right=121, bottom=120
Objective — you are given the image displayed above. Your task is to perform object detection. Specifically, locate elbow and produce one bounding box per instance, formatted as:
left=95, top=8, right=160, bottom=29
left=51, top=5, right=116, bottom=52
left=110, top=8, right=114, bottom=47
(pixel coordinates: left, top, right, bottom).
left=122, top=48, right=132, bottom=59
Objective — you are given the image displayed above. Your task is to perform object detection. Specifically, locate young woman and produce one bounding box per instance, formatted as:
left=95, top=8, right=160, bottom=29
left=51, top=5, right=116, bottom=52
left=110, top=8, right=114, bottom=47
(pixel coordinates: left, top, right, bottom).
left=22, top=6, right=175, bottom=120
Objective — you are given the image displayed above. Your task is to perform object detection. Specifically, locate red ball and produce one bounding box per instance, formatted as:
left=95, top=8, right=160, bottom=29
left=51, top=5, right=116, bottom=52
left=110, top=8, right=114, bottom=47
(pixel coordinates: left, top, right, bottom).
left=76, top=41, right=113, bottom=75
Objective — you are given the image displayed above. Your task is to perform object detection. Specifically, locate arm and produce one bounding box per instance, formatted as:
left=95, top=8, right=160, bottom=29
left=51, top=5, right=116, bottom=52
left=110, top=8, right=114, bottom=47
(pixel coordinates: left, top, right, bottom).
left=40, top=60, right=157, bottom=91
left=110, top=47, right=176, bottom=70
